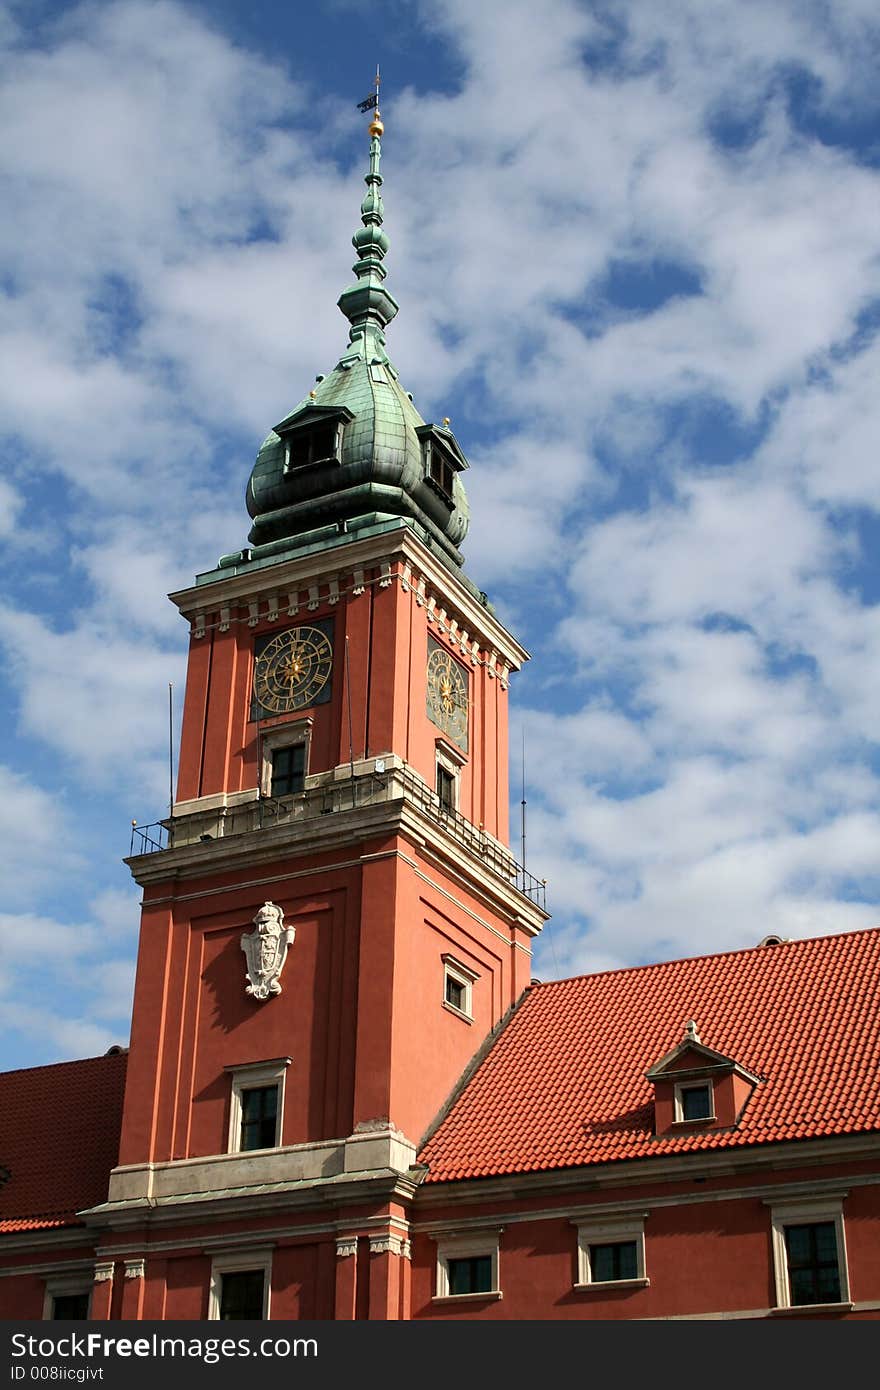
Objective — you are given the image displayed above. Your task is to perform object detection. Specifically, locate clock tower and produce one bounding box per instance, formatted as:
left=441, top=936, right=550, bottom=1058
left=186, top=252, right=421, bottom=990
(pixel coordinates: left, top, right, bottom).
left=96, top=98, right=546, bottom=1321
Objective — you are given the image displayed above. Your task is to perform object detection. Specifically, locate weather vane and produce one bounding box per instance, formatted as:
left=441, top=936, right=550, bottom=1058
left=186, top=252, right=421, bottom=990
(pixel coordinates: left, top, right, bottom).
left=357, top=65, right=381, bottom=115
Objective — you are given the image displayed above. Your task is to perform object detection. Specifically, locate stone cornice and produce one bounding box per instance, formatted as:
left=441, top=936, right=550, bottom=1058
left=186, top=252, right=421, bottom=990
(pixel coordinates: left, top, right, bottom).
left=0, top=1227, right=95, bottom=1259
left=126, top=774, right=547, bottom=934
left=412, top=1131, right=880, bottom=1212
left=80, top=1170, right=422, bottom=1235
left=412, top=1169, right=880, bottom=1237
left=168, top=526, right=528, bottom=684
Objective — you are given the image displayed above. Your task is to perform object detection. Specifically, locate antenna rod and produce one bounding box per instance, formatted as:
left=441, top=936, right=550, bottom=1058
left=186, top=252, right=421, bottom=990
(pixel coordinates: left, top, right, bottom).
left=168, top=682, right=174, bottom=819
left=344, top=635, right=356, bottom=796
left=521, top=726, right=527, bottom=871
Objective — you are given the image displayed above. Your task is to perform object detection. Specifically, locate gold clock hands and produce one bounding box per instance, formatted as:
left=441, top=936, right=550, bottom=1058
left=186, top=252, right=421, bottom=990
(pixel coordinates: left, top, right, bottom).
left=279, top=652, right=304, bottom=687
left=438, top=674, right=456, bottom=713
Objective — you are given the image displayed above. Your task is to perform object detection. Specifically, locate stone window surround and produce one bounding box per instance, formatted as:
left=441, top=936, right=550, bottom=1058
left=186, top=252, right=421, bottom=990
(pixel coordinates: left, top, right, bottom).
left=225, top=1057, right=291, bottom=1155
left=673, top=1079, right=716, bottom=1124
left=766, top=1194, right=851, bottom=1312
left=42, top=1272, right=93, bottom=1320
left=435, top=737, right=466, bottom=811
left=207, top=1247, right=273, bottom=1321
left=259, top=718, right=314, bottom=799
left=574, top=1215, right=649, bottom=1292
left=433, top=1230, right=502, bottom=1302
left=442, top=953, right=479, bottom=1023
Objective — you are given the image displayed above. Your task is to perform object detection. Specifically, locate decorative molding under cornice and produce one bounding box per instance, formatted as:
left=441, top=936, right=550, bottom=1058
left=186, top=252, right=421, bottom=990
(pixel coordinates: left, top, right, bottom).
left=412, top=1139, right=880, bottom=1223
left=170, top=528, right=527, bottom=687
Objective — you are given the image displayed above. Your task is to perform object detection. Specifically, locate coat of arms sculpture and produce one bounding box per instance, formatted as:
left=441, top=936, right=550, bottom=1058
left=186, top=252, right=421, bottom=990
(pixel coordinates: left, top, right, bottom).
left=241, top=901, right=296, bottom=1000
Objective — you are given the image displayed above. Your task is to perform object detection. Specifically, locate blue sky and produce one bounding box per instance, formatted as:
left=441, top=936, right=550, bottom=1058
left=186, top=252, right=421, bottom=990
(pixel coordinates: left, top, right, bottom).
left=2, top=0, right=880, bottom=1069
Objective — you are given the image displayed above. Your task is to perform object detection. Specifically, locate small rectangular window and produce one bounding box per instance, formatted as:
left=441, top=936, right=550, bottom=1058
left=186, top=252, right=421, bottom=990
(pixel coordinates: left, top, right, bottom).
left=589, top=1241, right=638, bottom=1283
left=785, top=1222, right=842, bottom=1307
left=271, top=743, right=305, bottom=798
left=445, top=974, right=466, bottom=1011
left=219, top=1269, right=266, bottom=1320
left=434, top=1235, right=500, bottom=1300
left=51, top=1293, right=90, bottom=1320
left=286, top=424, right=337, bottom=469
left=442, top=954, right=478, bottom=1021
left=768, top=1194, right=849, bottom=1310
left=447, top=1256, right=493, bottom=1296
left=436, top=763, right=456, bottom=812
left=575, top=1218, right=647, bottom=1290
left=239, top=1085, right=279, bottom=1151
left=227, top=1057, right=290, bottom=1154
left=675, top=1082, right=714, bottom=1121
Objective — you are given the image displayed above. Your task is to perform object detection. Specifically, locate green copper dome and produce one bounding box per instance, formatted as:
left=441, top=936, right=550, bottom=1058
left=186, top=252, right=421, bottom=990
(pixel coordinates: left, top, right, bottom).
left=242, top=110, right=470, bottom=573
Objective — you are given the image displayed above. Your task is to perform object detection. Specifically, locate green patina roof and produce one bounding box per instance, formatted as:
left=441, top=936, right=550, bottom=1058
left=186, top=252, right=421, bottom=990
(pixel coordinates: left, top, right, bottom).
left=215, top=108, right=472, bottom=585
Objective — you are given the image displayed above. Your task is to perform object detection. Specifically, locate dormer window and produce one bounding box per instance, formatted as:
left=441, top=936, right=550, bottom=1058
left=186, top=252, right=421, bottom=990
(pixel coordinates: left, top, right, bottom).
left=285, top=422, right=338, bottom=470
left=646, top=1020, right=759, bottom=1136
left=428, top=444, right=455, bottom=499
left=417, top=424, right=469, bottom=507
left=273, top=404, right=354, bottom=475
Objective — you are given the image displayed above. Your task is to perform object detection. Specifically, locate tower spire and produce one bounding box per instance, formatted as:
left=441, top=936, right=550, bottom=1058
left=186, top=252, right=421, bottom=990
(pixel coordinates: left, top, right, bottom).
left=338, top=68, right=399, bottom=357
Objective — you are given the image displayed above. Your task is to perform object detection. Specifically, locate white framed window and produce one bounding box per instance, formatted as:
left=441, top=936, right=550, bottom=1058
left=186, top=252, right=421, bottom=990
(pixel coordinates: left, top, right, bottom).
left=442, top=953, right=479, bottom=1021
left=259, top=719, right=313, bottom=799
left=434, top=1232, right=501, bottom=1301
left=673, top=1080, right=715, bottom=1122
left=768, top=1196, right=850, bottom=1311
left=434, top=740, right=465, bottom=815
left=226, top=1057, right=291, bottom=1153
left=208, top=1249, right=272, bottom=1320
left=575, top=1217, right=648, bottom=1290
left=42, top=1274, right=92, bottom=1320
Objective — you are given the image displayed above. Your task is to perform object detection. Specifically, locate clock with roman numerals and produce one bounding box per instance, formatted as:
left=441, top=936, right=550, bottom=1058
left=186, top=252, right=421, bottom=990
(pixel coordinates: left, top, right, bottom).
left=253, top=625, right=333, bottom=714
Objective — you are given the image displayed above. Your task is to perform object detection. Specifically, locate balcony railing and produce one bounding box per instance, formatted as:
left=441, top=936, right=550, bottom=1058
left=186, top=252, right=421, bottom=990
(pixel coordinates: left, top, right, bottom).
left=130, top=765, right=547, bottom=909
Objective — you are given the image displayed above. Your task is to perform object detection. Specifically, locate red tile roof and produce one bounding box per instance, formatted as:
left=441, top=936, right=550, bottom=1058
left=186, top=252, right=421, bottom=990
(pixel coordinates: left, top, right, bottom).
left=0, top=1052, right=127, bottom=1231
left=419, top=927, right=880, bottom=1182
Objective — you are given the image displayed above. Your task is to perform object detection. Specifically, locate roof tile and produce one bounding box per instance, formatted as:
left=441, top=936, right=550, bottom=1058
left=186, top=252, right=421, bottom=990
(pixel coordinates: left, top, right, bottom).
left=0, top=1052, right=127, bottom=1230
left=419, top=928, right=880, bottom=1182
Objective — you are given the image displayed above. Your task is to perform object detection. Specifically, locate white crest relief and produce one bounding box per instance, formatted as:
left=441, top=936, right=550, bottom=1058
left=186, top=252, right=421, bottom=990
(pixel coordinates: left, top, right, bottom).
left=241, top=901, right=295, bottom=1000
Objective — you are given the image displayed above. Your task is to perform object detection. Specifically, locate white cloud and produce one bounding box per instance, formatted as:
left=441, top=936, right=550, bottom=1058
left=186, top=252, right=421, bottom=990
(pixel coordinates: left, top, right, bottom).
left=2, top=0, right=880, bottom=1070
left=0, top=766, right=80, bottom=909
left=0, top=605, right=182, bottom=802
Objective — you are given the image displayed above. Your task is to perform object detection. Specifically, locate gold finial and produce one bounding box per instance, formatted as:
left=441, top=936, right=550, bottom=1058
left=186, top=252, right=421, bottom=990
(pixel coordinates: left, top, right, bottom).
left=442, top=416, right=451, bottom=428
left=309, top=388, right=317, bottom=399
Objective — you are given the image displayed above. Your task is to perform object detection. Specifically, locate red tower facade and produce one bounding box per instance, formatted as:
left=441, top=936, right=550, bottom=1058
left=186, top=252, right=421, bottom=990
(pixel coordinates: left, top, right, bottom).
left=77, top=100, right=547, bottom=1318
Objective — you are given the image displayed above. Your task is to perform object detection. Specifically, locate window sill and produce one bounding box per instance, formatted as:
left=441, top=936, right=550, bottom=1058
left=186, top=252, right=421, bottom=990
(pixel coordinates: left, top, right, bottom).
left=432, top=1291, right=503, bottom=1304
left=769, top=1302, right=853, bottom=1317
left=442, top=1001, right=473, bottom=1024
left=670, top=1116, right=716, bottom=1128
left=573, top=1278, right=650, bottom=1293
left=425, top=476, right=454, bottom=508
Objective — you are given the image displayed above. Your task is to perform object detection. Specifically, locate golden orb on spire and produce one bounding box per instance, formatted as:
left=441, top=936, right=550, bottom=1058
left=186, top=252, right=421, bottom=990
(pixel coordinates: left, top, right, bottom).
left=369, top=106, right=384, bottom=138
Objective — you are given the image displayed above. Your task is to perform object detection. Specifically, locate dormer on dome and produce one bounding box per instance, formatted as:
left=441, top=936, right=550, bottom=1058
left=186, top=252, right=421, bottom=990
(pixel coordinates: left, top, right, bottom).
left=241, top=98, right=471, bottom=580
left=646, top=1020, right=760, bottom=1136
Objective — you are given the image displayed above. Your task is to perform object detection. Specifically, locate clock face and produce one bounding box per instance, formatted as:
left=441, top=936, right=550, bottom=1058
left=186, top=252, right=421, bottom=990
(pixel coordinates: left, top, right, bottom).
left=426, top=642, right=469, bottom=752
left=253, top=625, right=333, bottom=715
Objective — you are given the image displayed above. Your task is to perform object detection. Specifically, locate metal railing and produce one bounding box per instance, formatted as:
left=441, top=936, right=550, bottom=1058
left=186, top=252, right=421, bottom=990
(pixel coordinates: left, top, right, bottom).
left=130, top=765, right=546, bottom=908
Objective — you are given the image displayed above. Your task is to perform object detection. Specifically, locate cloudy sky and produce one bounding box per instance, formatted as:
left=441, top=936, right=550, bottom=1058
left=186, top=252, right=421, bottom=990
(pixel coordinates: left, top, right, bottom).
left=2, top=0, right=879, bottom=1069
